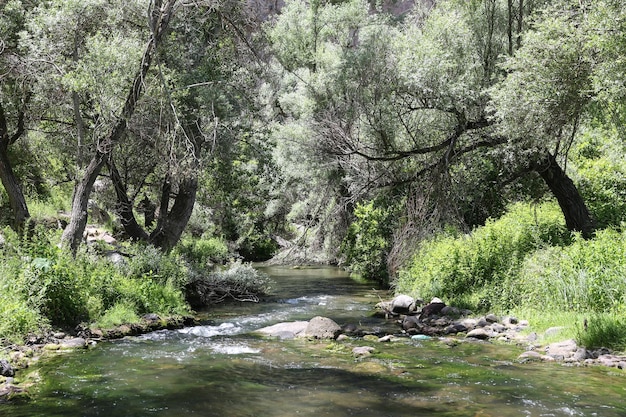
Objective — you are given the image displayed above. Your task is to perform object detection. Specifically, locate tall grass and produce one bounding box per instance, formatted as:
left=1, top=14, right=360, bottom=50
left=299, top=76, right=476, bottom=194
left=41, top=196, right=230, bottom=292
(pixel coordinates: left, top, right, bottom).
left=515, top=228, right=626, bottom=312
left=395, top=201, right=569, bottom=309
left=577, top=313, right=626, bottom=351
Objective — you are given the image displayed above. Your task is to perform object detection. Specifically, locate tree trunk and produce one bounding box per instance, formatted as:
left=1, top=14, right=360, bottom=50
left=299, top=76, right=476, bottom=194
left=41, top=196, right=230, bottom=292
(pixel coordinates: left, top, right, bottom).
left=0, top=102, right=30, bottom=231
left=0, top=149, right=29, bottom=231
left=150, top=176, right=198, bottom=252
left=107, top=158, right=149, bottom=241
left=60, top=0, right=177, bottom=253
left=61, top=152, right=107, bottom=253
left=534, top=152, right=595, bottom=238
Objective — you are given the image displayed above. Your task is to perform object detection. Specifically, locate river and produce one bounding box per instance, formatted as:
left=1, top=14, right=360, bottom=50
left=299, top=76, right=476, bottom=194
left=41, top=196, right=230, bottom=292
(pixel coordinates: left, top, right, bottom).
left=2, top=266, right=625, bottom=416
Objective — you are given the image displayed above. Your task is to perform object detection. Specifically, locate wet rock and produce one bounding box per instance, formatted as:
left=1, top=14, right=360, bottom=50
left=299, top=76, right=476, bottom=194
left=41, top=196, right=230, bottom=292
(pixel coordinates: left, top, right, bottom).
left=256, top=321, right=308, bottom=338
left=421, top=298, right=445, bottom=317
left=466, top=328, right=494, bottom=340
left=305, top=316, right=342, bottom=340
left=391, top=295, right=416, bottom=314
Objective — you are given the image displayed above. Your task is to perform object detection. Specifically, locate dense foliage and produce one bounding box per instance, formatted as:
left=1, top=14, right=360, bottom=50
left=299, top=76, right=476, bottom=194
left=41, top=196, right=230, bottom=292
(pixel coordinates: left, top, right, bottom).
left=1, top=0, right=625, bottom=346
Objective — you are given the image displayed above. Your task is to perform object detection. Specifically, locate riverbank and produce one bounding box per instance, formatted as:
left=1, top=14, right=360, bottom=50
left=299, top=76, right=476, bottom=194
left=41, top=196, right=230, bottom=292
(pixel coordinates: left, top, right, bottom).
left=0, top=314, right=196, bottom=401
left=2, top=293, right=625, bottom=403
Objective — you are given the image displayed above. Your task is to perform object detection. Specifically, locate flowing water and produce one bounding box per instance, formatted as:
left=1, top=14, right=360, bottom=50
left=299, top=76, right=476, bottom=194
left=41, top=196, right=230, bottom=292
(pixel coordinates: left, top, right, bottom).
left=3, top=266, right=625, bottom=416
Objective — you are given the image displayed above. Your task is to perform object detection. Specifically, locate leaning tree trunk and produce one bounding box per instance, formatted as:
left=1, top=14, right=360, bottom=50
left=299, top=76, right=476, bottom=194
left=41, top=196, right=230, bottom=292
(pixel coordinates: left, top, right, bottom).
left=60, top=0, right=177, bottom=253
left=533, top=151, right=595, bottom=238
left=0, top=102, right=30, bottom=231
left=0, top=149, right=29, bottom=231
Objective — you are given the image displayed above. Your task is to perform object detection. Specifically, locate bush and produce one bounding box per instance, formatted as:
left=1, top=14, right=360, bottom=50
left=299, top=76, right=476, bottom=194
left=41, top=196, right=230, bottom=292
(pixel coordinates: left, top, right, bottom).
left=186, top=261, right=271, bottom=306
left=577, top=313, right=626, bottom=351
left=175, top=235, right=230, bottom=266
left=0, top=228, right=192, bottom=339
left=342, top=200, right=395, bottom=286
left=94, top=302, right=140, bottom=329
left=396, top=201, right=570, bottom=309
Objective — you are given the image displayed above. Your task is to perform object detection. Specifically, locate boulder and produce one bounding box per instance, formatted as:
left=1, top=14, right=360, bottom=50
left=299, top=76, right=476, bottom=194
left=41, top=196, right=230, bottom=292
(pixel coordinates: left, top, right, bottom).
left=305, top=316, right=342, bottom=339
left=256, top=321, right=309, bottom=339
left=390, top=295, right=415, bottom=314
left=545, top=339, right=578, bottom=360
left=466, top=328, right=495, bottom=340
left=59, top=337, right=87, bottom=350
left=420, top=298, right=446, bottom=317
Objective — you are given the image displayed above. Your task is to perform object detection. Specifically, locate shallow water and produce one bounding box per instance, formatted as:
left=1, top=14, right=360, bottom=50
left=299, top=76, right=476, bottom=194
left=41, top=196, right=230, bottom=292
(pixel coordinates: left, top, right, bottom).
left=3, top=266, right=626, bottom=416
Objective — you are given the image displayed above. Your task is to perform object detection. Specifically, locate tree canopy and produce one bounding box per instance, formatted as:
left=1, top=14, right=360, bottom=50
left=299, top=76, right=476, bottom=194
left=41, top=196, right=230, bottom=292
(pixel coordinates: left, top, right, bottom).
left=0, top=0, right=625, bottom=281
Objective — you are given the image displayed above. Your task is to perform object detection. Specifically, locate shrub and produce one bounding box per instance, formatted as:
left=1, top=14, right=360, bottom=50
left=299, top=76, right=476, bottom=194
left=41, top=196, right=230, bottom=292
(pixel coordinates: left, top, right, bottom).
left=395, top=201, right=570, bottom=309
left=175, top=235, right=230, bottom=266
left=342, top=200, right=395, bottom=286
left=577, top=313, right=626, bottom=351
left=186, top=261, right=271, bottom=306
left=94, top=302, right=140, bottom=329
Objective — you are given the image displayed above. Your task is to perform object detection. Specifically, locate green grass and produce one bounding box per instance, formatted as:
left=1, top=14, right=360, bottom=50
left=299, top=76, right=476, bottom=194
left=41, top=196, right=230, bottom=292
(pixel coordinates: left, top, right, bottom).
left=576, top=313, right=626, bottom=352
left=94, top=302, right=141, bottom=329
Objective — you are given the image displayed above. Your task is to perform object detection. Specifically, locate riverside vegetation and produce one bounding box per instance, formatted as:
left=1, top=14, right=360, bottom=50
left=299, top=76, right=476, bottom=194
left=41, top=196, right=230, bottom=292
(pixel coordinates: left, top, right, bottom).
left=1, top=0, right=626, bottom=401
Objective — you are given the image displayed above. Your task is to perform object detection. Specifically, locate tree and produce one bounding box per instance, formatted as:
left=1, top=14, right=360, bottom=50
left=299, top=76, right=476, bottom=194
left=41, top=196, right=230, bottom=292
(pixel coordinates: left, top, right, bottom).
left=0, top=0, right=32, bottom=230
left=265, top=0, right=601, bottom=277
left=59, top=0, right=177, bottom=253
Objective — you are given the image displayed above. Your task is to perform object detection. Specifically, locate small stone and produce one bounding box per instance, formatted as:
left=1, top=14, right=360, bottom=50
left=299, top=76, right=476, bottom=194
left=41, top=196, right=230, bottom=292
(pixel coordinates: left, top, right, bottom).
left=352, top=346, right=375, bottom=357
left=363, top=334, right=379, bottom=342
left=378, top=335, right=393, bottom=343
left=475, top=317, right=490, bottom=328
left=411, top=334, right=432, bottom=341
left=53, top=332, right=66, bottom=339
left=466, top=328, right=494, bottom=340
left=503, top=316, right=519, bottom=326
left=485, top=313, right=499, bottom=323
left=491, top=323, right=506, bottom=333
left=526, top=332, right=538, bottom=342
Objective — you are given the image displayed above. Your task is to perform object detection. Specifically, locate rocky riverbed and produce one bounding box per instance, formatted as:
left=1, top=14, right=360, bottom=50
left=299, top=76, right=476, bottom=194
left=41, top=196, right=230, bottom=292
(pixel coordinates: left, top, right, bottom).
left=2, top=295, right=625, bottom=402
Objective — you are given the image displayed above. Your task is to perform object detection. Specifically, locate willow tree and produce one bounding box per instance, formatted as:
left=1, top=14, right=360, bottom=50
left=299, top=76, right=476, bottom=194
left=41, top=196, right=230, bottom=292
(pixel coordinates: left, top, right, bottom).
left=58, top=0, right=177, bottom=253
